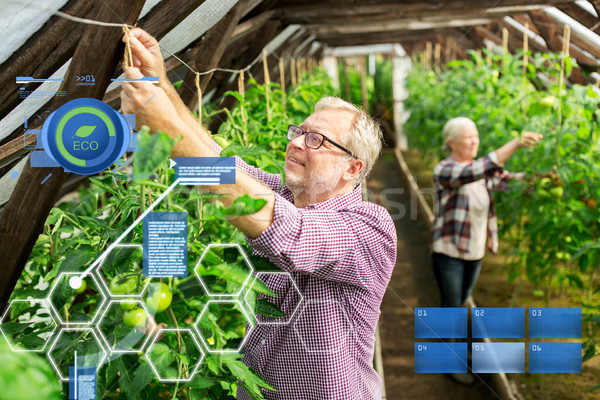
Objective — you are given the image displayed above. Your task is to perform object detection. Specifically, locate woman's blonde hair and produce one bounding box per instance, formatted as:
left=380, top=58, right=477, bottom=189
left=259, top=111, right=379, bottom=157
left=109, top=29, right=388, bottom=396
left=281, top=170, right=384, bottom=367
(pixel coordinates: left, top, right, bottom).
left=442, top=117, right=476, bottom=155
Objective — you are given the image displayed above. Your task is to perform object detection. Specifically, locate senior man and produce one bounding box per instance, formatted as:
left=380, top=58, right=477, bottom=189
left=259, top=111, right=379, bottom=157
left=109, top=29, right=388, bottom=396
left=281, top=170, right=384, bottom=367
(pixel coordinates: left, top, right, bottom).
left=120, top=28, right=397, bottom=400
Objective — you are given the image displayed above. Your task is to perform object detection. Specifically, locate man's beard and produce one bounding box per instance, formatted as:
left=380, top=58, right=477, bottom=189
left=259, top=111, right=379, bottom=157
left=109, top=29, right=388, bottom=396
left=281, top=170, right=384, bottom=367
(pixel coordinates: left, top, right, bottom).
left=285, top=161, right=346, bottom=204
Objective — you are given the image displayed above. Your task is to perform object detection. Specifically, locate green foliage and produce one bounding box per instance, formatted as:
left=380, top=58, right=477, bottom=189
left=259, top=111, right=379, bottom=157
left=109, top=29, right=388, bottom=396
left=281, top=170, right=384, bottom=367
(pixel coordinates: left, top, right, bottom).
left=404, top=49, right=600, bottom=378
left=8, top=65, right=337, bottom=399
left=0, top=338, right=62, bottom=400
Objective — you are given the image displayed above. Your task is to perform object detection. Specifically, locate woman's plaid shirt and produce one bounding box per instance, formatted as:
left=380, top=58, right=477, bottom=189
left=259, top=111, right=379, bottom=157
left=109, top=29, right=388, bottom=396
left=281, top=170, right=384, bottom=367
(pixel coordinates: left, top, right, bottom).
left=432, top=151, right=523, bottom=255
left=213, top=142, right=397, bottom=399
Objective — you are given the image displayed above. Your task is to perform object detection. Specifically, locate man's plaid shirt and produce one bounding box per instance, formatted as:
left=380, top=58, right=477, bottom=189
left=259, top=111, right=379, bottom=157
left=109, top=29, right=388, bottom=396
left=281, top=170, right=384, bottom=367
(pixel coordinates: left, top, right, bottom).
left=432, top=151, right=523, bottom=255
left=213, top=142, right=397, bottom=399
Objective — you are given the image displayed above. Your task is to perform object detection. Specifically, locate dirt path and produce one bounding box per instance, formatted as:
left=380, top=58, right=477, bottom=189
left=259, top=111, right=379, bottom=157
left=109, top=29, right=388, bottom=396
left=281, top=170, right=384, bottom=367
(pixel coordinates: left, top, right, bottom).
left=367, top=150, right=501, bottom=400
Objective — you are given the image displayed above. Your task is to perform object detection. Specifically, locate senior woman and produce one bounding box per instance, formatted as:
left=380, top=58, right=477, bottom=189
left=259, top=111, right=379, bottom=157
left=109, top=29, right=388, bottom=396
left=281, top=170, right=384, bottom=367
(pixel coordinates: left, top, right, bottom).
left=431, top=117, right=542, bottom=309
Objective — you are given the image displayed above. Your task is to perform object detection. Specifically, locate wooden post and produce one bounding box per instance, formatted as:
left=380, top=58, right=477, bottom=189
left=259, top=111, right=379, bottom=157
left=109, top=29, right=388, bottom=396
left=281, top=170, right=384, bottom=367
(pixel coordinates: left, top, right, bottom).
left=262, top=49, right=271, bottom=122
left=342, top=58, right=351, bottom=100
left=425, top=41, right=432, bottom=68
left=502, top=27, right=509, bottom=53
left=434, top=42, right=441, bottom=73
left=291, top=58, right=297, bottom=86
left=279, top=57, right=286, bottom=111
left=523, top=22, right=529, bottom=74
left=360, top=57, right=369, bottom=112
left=0, top=0, right=146, bottom=314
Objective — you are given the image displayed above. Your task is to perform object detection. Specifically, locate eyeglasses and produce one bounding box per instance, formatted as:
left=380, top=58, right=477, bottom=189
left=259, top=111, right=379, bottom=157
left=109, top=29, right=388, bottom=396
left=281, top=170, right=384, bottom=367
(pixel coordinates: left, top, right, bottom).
left=287, top=125, right=357, bottom=159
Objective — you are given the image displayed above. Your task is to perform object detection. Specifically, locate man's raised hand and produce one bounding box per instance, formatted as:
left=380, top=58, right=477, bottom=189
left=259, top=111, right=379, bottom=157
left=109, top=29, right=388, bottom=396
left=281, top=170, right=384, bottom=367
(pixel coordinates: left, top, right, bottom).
left=123, top=28, right=167, bottom=84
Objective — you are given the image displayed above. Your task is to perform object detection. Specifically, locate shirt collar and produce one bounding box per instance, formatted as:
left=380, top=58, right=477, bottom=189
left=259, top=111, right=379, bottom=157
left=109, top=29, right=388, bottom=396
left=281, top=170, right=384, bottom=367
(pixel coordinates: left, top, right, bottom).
left=281, top=184, right=363, bottom=210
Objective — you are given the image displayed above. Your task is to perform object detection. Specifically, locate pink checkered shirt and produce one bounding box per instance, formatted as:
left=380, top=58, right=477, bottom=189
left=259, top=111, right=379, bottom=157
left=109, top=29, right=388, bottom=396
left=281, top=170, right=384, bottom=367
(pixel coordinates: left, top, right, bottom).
left=212, top=142, right=397, bottom=399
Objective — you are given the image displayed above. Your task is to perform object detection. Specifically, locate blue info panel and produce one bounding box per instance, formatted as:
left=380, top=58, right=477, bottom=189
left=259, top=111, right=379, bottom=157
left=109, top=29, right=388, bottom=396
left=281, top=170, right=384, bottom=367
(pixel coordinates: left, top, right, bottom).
left=414, top=308, right=467, bottom=338
left=472, top=342, right=525, bottom=373
left=529, top=343, right=581, bottom=373
left=472, top=308, right=525, bottom=338
left=415, top=342, right=468, bottom=373
left=529, top=308, right=581, bottom=338
left=175, top=157, right=235, bottom=185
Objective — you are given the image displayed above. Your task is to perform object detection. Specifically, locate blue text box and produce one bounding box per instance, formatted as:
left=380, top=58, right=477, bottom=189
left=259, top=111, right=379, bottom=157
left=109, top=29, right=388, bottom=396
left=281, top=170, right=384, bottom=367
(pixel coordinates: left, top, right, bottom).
left=529, top=342, right=581, bottom=373
left=69, top=366, right=96, bottom=400
left=414, top=308, right=467, bottom=338
left=143, top=212, right=188, bottom=278
left=529, top=308, right=581, bottom=338
left=415, top=342, right=468, bottom=373
left=472, top=342, right=525, bottom=373
left=472, top=308, right=525, bottom=338
left=175, top=157, right=235, bottom=185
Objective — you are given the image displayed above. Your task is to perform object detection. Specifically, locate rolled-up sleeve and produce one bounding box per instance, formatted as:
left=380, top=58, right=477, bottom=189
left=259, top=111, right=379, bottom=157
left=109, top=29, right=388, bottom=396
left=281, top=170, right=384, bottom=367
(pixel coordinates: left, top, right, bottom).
left=246, top=194, right=397, bottom=290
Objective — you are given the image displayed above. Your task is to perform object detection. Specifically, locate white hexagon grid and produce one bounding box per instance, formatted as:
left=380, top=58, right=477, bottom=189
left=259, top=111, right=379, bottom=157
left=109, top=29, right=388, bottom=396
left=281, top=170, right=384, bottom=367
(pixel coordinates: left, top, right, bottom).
left=145, top=328, right=205, bottom=383
left=194, top=299, right=254, bottom=353
left=47, top=272, right=108, bottom=326
left=96, top=299, right=156, bottom=354
left=194, top=243, right=254, bottom=297
left=47, top=327, right=108, bottom=382
left=243, top=271, right=304, bottom=325
left=94, top=244, right=149, bottom=298
left=293, top=299, right=354, bottom=354
left=0, top=298, right=57, bottom=352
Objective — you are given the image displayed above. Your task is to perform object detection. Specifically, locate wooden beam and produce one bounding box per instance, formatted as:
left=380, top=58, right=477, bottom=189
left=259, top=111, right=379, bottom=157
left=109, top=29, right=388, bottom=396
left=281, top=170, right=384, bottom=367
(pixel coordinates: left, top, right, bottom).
left=137, top=0, right=207, bottom=39
left=0, top=0, right=146, bottom=315
left=0, top=0, right=95, bottom=121
left=317, top=29, right=447, bottom=47
left=178, top=0, right=249, bottom=109
left=272, top=0, right=577, bottom=19
left=557, top=2, right=600, bottom=33
left=303, top=16, right=495, bottom=36
left=278, top=3, right=549, bottom=25
left=528, top=10, right=588, bottom=84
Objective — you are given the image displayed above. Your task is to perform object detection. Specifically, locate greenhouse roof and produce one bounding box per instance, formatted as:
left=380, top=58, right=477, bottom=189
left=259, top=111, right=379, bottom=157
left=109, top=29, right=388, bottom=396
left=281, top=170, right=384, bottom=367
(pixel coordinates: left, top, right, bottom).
left=0, top=0, right=599, bottom=308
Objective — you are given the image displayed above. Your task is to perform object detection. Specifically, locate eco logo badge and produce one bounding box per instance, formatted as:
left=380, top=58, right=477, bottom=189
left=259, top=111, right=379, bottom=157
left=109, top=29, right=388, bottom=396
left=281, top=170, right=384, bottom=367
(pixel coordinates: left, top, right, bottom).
left=41, top=98, right=129, bottom=175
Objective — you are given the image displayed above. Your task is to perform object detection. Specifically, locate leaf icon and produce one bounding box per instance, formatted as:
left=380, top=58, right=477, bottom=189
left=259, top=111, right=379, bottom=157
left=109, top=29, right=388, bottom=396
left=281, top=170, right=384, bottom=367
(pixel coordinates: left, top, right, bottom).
left=72, top=125, right=96, bottom=138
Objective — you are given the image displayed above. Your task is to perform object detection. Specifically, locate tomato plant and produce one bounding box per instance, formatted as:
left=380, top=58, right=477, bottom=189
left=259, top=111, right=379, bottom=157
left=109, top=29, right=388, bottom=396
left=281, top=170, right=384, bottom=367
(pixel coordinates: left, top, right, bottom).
left=404, top=49, right=600, bottom=386
left=4, top=65, right=337, bottom=399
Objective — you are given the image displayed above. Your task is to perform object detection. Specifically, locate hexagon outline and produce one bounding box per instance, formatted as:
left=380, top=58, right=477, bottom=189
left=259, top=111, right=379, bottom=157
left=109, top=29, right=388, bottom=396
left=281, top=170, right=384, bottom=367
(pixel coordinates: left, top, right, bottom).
left=0, top=298, right=57, bottom=352
left=94, top=244, right=149, bottom=299
left=47, top=272, right=107, bottom=326
left=194, top=299, right=254, bottom=354
left=144, top=328, right=205, bottom=383
left=293, top=299, right=354, bottom=354
left=194, top=243, right=254, bottom=298
left=47, top=327, right=108, bottom=381
left=242, top=271, right=304, bottom=325
left=96, top=299, right=156, bottom=354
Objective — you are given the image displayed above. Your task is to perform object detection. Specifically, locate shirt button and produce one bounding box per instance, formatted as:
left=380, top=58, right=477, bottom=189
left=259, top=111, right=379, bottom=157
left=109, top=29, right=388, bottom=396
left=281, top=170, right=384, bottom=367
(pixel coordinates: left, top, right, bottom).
left=261, top=339, right=266, bottom=345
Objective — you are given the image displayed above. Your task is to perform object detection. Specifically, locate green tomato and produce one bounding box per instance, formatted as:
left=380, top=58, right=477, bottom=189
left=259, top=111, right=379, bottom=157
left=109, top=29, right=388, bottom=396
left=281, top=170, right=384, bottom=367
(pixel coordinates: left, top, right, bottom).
left=565, top=236, right=572, bottom=243
left=539, top=177, right=552, bottom=190
left=72, top=279, right=86, bottom=295
left=213, top=136, right=229, bottom=148
left=549, top=186, right=564, bottom=198
left=536, top=187, right=551, bottom=199
left=123, top=308, right=147, bottom=328
left=145, top=282, right=173, bottom=313
left=540, top=95, right=555, bottom=109
left=120, top=300, right=137, bottom=311
left=110, top=276, right=138, bottom=295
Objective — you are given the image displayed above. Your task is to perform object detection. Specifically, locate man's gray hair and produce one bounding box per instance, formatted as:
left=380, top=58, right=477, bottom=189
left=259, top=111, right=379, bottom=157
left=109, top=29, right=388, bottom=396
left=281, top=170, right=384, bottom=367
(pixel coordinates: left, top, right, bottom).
left=441, top=117, right=476, bottom=155
left=314, top=97, right=383, bottom=186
